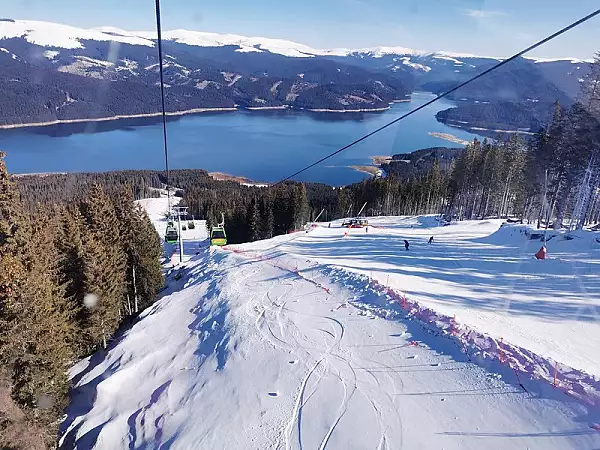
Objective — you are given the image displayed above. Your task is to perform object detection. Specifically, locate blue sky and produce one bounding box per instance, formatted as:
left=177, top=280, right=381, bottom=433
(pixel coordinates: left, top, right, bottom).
left=4, top=0, right=600, bottom=58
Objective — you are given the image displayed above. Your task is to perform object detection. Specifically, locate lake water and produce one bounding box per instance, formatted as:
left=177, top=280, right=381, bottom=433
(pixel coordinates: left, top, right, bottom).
left=0, top=92, right=477, bottom=185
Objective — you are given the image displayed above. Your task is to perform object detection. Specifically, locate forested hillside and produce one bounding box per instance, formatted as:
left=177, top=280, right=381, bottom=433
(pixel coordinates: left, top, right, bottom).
left=435, top=101, right=554, bottom=133
left=0, top=34, right=409, bottom=126
left=15, top=170, right=164, bottom=209
left=0, top=18, right=592, bottom=129
left=427, top=59, right=575, bottom=132
left=381, top=147, right=463, bottom=178
left=0, top=154, right=164, bottom=449
left=174, top=57, right=600, bottom=243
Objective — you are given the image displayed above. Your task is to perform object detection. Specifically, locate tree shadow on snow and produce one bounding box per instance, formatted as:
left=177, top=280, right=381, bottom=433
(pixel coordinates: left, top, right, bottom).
left=343, top=283, right=600, bottom=438
left=291, top=234, right=600, bottom=323
left=60, top=249, right=231, bottom=449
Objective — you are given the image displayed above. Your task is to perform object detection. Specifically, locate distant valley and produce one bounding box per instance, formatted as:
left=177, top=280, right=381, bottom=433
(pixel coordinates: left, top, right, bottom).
left=0, top=18, right=592, bottom=131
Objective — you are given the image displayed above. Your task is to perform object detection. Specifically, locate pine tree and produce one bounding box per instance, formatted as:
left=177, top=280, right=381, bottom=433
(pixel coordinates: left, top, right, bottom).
left=0, top=155, right=74, bottom=446
left=504, top=137, right=528, bottom=220
left=246, top=198, right=261, bottom=242
left=529, top=102, right=565, bottom=227
left=447, top=140, right=480, bottom=220
left=114, top=187, right=138, bottom=316
left=554, top=104, right=598, bottom=229
left=3, top=208, right=74, bottom=442
left=0, top=151, right=33, bottom=439
left=271, top=184, right=293, bottom=235
left=291, top=183, right=309, bottom=230
left=130, top=205, right=163, bottom=312
left=580, top=51, right=600, bottom=119
left=0, top=152, right=29, bottom=320
left=335, top=186, right=353, bottom=218
left=259, top=195, right=274, bottom=239
left=575, top=52, right=600, bottom=228
left=426, top=159, right=443, bottom=214
left=54, top=206, right=86, bottom=333
left=79, top=184, right=127, bottom=351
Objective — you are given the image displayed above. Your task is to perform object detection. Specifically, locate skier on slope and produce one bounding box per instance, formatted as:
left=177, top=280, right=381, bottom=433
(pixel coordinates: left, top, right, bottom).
left=428, top=236, right=434, bottom=244
left=404, top=239, right=409, bottom=251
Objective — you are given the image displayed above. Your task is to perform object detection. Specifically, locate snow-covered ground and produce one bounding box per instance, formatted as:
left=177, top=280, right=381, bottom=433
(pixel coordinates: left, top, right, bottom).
left=263, top=216, right=600, bottom=378
left=60, top=202, right=600, bottom=449
left=137, top=195, right=207, bottom=265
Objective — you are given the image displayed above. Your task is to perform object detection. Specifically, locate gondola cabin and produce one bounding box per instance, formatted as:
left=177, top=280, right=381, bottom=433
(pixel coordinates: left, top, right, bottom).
left=165, top=224, right=178, bottom=243
left=210, top=226, right=227, bottom=246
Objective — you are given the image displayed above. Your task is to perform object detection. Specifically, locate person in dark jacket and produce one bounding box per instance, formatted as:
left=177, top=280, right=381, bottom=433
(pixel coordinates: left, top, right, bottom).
left=428, top=236, right=434, bottom=244
left=404, top=239, right=409, bottom=251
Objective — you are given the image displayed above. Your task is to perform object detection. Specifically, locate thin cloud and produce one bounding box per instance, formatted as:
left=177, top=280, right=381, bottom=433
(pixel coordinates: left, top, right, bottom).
left=463, top=9, right=506, bottom=19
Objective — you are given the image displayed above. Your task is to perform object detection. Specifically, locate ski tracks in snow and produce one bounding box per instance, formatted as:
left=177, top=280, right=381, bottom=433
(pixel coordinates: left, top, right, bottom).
left=224, top=250, right=400, bottom=450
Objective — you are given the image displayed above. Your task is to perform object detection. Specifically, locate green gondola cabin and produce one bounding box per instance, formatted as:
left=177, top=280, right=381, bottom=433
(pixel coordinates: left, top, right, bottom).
left=210, top=226, right=227, bottom=246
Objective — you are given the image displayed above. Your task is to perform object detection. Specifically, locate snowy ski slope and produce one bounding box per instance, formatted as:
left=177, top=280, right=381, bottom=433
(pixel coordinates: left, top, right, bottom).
left=60, top=200, right=600, bottom=449
left=268, top=216, right=600, bottom=377
left=137, top=195, right=207, bottom=265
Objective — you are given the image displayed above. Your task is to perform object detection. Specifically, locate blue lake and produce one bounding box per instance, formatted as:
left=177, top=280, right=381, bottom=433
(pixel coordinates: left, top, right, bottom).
left=0, top=92, right=477, bottom=185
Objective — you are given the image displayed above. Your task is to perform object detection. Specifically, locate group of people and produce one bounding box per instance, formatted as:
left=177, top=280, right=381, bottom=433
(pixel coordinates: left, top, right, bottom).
left=332, top=221, right=435, bottom=250
left=402, top=236, right=434, bottom=251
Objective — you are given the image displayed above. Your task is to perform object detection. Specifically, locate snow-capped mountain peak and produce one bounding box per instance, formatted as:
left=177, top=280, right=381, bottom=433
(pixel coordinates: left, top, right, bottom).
left=0, top=18, right=588, bottom=63
left=341, top=46, right=429, bottom=58
left=0, top=19, right=154, bottom=49
left=141, top=29, right=324, bottom=58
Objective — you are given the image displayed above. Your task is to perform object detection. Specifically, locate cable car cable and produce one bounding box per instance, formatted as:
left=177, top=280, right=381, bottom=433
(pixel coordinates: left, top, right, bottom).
left=275, top=8, right=600, bottom=185
left=154, top=0, right=171, bottom=211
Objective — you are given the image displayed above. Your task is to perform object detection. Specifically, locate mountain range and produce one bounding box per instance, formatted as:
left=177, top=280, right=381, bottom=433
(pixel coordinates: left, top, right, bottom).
left=0, top=18, right=593, bottom=130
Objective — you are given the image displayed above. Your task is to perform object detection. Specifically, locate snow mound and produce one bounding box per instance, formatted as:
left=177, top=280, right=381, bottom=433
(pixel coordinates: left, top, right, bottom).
left=478, top=222, right=600, bottom=250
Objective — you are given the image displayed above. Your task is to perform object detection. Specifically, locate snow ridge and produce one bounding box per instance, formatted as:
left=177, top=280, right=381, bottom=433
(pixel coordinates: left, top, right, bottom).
left=0, top=19, right=154, bottom=49
left=0, top=19, right=586, bottom=62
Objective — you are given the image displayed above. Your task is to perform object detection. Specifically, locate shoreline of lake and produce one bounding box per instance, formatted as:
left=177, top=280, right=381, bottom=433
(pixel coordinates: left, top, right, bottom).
left=246, top=106, right=290, bottom=111
left=444, top=122, right=537, bottom=136
left=0, top=108, right=238, bottom=130
left=306, top=106, right=391, bottom=113
left=208, top=171, right=269, bottom=186
left=428, top=132, right=470, bottom=146
left=0, top=101, right=413, bottom=131
left=350, top=165, right=380, bottom=176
